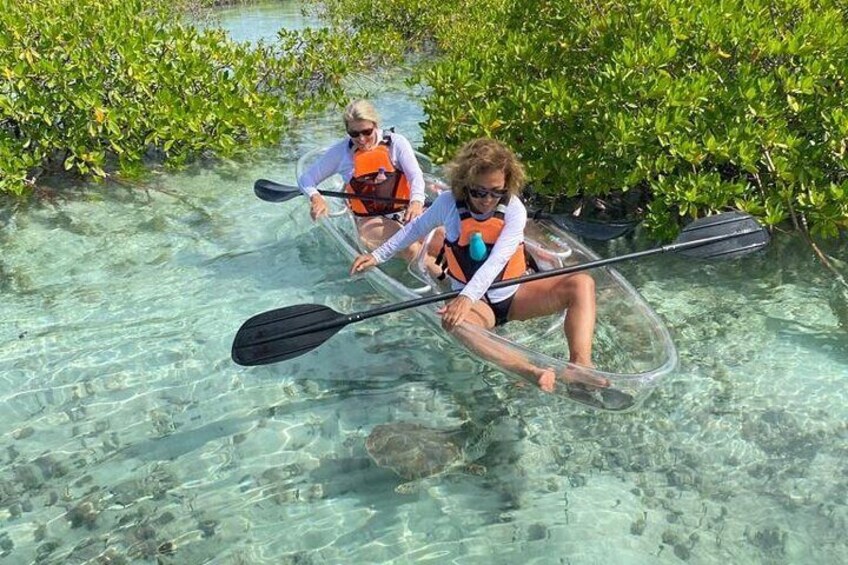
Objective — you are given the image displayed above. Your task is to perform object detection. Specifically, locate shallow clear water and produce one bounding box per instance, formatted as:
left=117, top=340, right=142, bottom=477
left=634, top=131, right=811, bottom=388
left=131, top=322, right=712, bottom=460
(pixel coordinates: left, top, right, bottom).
left=0, top=4, right=846, bottom=564
left=204, top=0, right=320, bottom=42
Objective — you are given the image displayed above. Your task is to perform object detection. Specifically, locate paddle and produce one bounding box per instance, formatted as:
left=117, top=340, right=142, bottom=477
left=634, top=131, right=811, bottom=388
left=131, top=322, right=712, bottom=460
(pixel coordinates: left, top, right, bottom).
left=254, top=178, right=637, bottom=240
left=232, top=211, right=769, bottom=366
left=254, top=178, right=414, bottom=206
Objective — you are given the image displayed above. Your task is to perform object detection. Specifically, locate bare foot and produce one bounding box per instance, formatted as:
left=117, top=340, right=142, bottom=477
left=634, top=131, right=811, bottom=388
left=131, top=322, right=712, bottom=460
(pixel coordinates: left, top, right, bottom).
left=534, top=365, right=609, bottom=394
left=533, top=364, right=633, bottom=410
left=536, top=368, right=556, bottom=393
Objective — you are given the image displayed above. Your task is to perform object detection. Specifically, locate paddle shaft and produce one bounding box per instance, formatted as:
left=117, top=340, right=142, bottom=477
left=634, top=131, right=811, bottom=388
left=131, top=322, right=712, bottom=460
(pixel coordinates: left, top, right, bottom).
left=315, top=188, right=414, bottom=205
left=253, top=179, right=420, bottom=205
left=265, top=226, right=761, bottom=342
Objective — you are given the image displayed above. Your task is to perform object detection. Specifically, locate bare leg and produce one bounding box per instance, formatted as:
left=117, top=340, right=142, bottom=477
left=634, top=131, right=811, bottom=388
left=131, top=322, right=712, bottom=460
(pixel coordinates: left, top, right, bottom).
left=448, top=302, right=560, bottom=392
left=354, top=217, right=442, bottom=276
left=508, top=273, right=605, bottom=389
left=354, top=216, right=400, bottom=251
left=423, top=228, right=446, bottom=278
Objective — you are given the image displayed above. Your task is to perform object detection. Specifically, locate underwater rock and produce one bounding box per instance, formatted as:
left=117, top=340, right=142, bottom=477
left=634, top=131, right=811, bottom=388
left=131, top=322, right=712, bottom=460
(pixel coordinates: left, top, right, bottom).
left=154, top=511, right=176, bottom=526
left=110, top=464, right=177, bottom=505
left=673, top=542, right=691, bottom=560
left=746, top=525, right=788, bottom=556
left=741, top=410, right=823, bottom=460
left=66, top=490, right=109, bottom=532
left=0, top=531, right=14, bottom=553
left=66, top=536, right=107, bottom=562
left=158, top=541, right=176, bottom=555
left=126, top=523, right=169, bottom=561
left=661, top=530, right=680, bottom=545
left=134, top=524, right=156, bottom=540
left=7, top=500, right=23, bottom=518
left=35, top=455, right=68, bottom=481
left=630, top=512, right=647, bottom=535
left=67, top=499, right=99, bottom=529
left=36, top=541, right=61, bottom=561
left=14, top=464, right=45, bottom=490
left=526, top=523, right=548, bottom=541
left=199, top=519, right=218, bottom=538
left=12, top=427, right=34, bottom=440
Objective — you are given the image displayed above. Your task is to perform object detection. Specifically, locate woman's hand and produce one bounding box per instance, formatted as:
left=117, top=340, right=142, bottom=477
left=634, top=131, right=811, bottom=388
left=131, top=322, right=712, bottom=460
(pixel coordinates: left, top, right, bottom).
left=437, top=295, right=473, bottom=331
left=404, top=201, right=424, bottom=224
left=309, top=194, right=328, bottom=220
left=350, top=254, right=377, bottom=275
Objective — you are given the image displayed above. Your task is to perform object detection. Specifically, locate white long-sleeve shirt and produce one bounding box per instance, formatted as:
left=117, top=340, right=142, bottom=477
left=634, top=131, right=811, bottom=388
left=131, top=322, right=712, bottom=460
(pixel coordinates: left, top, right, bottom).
left=296, top=129, right=426, bottom=204
left=372, top=191, right=527, bottom=303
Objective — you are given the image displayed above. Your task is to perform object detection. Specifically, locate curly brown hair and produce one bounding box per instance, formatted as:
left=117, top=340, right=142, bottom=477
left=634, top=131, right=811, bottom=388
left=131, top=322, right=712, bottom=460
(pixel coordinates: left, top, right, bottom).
left=444, top=138, right=526, bottom=200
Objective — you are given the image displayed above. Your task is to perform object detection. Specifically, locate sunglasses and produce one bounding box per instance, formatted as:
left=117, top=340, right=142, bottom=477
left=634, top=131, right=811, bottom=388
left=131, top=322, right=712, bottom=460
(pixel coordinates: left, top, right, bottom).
left=347, top=127, right=375, bottom=139
left=468, top=186, right=508, bottom=199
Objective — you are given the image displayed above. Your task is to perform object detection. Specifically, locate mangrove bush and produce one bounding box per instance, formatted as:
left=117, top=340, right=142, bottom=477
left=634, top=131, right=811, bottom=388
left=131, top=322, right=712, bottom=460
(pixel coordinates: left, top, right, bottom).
left=314, top=0, right=848, bottom=238
left=0, top=0, right=400, bottom=195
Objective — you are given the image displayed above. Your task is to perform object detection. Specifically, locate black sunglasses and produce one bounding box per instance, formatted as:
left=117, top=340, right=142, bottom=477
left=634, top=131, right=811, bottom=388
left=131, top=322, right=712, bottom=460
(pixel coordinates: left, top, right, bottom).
left=468, top=186, right=508, bottom=199
left=347, top=127, right=375, bottom=138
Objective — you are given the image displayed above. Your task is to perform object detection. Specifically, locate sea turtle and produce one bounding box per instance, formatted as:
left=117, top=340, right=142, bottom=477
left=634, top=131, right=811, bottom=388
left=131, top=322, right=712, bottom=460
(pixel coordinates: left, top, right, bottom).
left=365, top=421, right=489, bottom=494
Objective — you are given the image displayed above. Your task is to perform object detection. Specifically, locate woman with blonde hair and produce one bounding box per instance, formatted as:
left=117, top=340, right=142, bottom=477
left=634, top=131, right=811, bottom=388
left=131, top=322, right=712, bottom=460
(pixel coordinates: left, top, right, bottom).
left=298, top=99, right=426, bottom=258
left=351, top=138, right=604, bottom=392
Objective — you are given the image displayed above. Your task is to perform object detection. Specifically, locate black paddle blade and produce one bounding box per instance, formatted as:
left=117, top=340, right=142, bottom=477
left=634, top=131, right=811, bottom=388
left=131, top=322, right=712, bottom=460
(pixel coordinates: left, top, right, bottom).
left=677, top=211, right=770, bottom=259
left=253, top=179, right=300, bottom=203
left=232, top=304, right=346, bottom=366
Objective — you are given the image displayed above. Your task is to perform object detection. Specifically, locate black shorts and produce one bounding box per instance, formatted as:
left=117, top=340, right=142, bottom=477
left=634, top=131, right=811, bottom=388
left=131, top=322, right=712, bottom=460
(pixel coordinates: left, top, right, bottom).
left=486, top=294, right=515, bottom=327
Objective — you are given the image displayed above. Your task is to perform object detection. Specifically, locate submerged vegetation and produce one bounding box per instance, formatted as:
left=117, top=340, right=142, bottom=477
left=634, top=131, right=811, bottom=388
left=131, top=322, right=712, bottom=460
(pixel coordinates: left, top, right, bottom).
left=312, top=0, right=848, bottom=240
left=0, top=0, right=400, bottom=195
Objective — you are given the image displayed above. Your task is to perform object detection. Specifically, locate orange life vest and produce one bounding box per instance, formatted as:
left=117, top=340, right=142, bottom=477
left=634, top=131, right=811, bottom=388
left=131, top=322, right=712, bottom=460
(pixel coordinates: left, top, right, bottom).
left=441, top=197, right=528, bottom=285
left=344, top=135, right=411, bottom=217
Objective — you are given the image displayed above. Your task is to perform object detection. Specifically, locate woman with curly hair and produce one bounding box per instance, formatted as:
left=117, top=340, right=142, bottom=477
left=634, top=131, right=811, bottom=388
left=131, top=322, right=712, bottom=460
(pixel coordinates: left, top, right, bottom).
left=350, top=138, right=605, bottom=392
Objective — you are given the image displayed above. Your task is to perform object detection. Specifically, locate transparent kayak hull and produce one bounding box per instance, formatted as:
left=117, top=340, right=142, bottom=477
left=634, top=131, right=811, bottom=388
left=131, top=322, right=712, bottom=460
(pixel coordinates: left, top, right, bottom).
left=297, top=147, right=678, bottom=411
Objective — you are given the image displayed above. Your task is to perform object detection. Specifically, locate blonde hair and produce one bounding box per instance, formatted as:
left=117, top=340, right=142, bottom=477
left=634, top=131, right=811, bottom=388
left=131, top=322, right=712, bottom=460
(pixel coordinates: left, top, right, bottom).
left=343, top=99, right=380, bottom=128
left=445, top=138, right=526, bottom=199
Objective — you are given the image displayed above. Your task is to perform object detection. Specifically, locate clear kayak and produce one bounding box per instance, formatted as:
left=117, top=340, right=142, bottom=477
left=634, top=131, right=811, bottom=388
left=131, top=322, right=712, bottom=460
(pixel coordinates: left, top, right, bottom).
left=297, top=146, right=678, bottom=411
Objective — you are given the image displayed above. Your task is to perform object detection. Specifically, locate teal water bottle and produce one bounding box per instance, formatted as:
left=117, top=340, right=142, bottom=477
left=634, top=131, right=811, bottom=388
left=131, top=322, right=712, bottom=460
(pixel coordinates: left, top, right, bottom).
left=469, top=231, right=487, bottom=261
